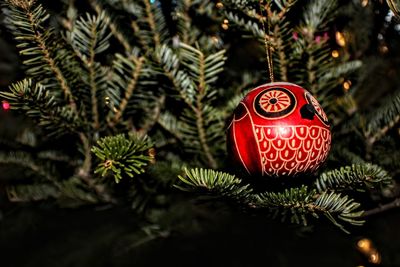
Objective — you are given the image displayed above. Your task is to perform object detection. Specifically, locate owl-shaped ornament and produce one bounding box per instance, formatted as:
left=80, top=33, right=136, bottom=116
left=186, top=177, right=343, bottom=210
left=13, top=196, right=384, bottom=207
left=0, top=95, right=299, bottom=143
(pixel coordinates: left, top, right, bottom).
left=227, top=82, right=331, bottom=177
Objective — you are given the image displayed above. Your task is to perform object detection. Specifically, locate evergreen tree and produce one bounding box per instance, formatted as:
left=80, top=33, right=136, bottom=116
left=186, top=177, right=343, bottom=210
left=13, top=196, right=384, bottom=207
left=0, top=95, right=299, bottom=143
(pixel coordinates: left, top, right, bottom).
left=0, top=0, right=400, bottom=239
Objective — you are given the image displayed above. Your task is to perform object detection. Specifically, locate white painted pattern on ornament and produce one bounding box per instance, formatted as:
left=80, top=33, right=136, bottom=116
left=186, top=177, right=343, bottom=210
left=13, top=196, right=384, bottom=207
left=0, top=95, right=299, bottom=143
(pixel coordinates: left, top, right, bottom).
left=305, top=92, right=329, bottom=126
left=253, top=124, right=331, bottom=176
left=253, top=87, right=297, bottom=120
left=259, top=90, right=292, bottom=113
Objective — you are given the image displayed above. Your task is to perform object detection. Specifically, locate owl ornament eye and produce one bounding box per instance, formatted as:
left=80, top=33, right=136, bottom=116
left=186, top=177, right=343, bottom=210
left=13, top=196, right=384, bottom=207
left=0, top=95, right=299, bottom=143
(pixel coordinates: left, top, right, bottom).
left=226, top=82, right=331, bottom=177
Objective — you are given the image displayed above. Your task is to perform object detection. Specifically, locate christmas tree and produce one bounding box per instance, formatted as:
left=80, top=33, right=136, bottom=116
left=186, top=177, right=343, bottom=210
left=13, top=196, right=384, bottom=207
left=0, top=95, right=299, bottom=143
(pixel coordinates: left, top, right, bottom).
left=1, top=0, right=400, bottom=266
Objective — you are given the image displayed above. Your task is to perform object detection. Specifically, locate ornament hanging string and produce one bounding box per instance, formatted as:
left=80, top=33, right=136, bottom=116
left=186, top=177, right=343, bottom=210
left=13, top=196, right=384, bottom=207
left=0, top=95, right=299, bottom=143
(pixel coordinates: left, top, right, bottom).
left=258, top=0, right=274, bottom=83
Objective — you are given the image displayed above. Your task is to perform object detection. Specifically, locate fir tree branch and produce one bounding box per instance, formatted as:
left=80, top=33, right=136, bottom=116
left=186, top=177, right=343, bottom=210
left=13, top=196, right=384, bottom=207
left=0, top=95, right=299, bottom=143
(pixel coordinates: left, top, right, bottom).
left=79, top=133, right=92, bottom=178
left=362, top=198, right=400, bottom=217
left=175, top=0, right=194, bottom=44
left=92, top=133, right=154, bottom=183
left=387, top=0, right=400, bottom=18
left=274, top=24, right=288, bottom=81
left=186, top=45, right=218, bottom=169
left=7, top=184, right=60, bottom=202
left=176, top=168, right=253, bottom=203
left=177, top=43, right=227, bottom=168
left=0, top=151, right=56, bottom=183
left=315, top=164, right=392, bottom=192
left=6, top=0, right=78, bottom=112
left=303, top=0, right=337, bottom=33
left=306, top=49, right=318, bottom=94
left=157, top=111, right=184, bottom=141
left=177, top=168, right=364, bottom=233
left=0, top=79, right=81, bottom=135
left=158, top=45, right=197, bottom=107
left=195, top=101, right=218, bottom=169
left=138, top=94, right=165, bottom=136
left=131, top=20, right=150, bottom=52
left=255, top=187, right=365, bottom=233
left=110, top=56, right=145, bottom=127
left=68, top=12, right=111, bottom=132
left=90, top=0, right=134, bottom=54
left=143, top=0, right=161, bottom=48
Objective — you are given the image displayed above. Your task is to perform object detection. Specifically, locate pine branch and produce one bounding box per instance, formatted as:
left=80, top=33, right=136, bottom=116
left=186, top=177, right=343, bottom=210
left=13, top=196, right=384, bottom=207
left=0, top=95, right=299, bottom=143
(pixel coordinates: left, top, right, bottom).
left=107, top=54, right=146, bottom=127
left=314, top=191, right=364, bottom=232
left=58, top=177, right=99, bottom=206
left=92, top=133, right=154, bottom=183
left=271, top=19, right=294, bottom=81
left=362, top=198, right=400, bottom=217
left=224, top=11, right=265, bottom=39
left=158, top=44, right=196, bottom=106
left=176, top=169, right=364, bottom=233
left=303, top=0, right=337, bottom=33
left=7, top=183, right=60, bottom=202
left=315, top=164, right=392, bottom=192
left=175, top=0, right=196, bottom=44
left=366, top=92, right=400, bottom=145
left=329, top=143, right=367, bottom=165
left=143, top=0, right=161, bottom=48
left=0, top=151, right=56, bottom=182
left=157, top=111, right=184, bottom=141
left=68, top=12, right=111, bottom=131
left=257, top=188, right=364, bottom=233
left=254, top=185, right=319, bottom=226
left=90, top=0, right=134, bottom=54
left=5, top=0, right=78, bottom=111
left=0, top=79, right=81, bottom=136
left=176, top=168, right=253, bottom=203
left=387, top=0, right=400, bottom=18
left=179, top=43, right=227, bottom=169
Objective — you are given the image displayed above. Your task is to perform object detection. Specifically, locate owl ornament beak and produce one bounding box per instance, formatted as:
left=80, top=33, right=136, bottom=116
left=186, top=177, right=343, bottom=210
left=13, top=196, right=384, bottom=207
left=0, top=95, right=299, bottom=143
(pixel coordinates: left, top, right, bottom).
left=300, top=103, right=316, bottom=120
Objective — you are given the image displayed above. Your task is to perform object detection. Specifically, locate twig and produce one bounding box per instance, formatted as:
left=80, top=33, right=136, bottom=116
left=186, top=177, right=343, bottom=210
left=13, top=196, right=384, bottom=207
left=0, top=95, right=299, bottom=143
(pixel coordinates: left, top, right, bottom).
left=362, top=198, right=400, bottom=217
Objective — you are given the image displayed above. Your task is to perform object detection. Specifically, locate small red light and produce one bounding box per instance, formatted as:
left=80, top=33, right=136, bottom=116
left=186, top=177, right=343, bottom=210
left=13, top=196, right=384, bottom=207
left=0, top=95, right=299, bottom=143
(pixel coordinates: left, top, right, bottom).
left=2, top=101, right=10, bottom=111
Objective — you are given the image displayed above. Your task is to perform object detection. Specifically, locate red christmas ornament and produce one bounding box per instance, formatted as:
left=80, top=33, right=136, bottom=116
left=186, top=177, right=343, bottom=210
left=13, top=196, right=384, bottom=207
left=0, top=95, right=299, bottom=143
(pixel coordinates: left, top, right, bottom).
left=227, top=82, right=331, bottom=177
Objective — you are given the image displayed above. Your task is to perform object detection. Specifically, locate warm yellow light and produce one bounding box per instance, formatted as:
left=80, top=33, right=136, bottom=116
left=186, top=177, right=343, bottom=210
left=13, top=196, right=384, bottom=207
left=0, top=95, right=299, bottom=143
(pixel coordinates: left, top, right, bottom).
left=357, top=238, right=372, bottom=253
left=379, top=45, right=389, bottom=54
left=357, top=238, right=371, bottom=249
left=361, top=0, right=368, bottom=7
left=335, top=31, right=346, bottom=47
left=343, top=80, right=352, bottom=91
left=223, top=19, right=229, bottom=24
left=222, top=23, right=229, bottom=30
left=369, top=251, right=381, bottom=264
left=211, top=36, right=219, bottom=43
left=331, top=50, right=339, bottom=58
left=216, top=2, right=224, bottom=8
left=148, top=148, right=156, bottom=164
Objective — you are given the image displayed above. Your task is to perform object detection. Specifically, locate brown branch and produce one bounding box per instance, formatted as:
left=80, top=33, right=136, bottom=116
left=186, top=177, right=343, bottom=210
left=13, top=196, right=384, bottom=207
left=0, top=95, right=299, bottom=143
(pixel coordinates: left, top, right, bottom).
left=90, top=1, right=133, bottom=54
left=77, top=133, right=116, bottom=203
left=138, top=94, right=165, bottom=136
left=195, top=50, right=218, bottom=169
left=143, top=0, right=160, bottom=48
left=109, top=56, right=145, bottom=128
left=87, top=22, right=100, bottom=131
left=367, top=114, right=400, bottom=146
left=26, top=9, right=78, bottom=113
left=274, top=24, right=288, bottom=81
left=306, top=49, right=317, bottom=95
left=362, top=198, right=400, bottom=217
